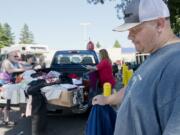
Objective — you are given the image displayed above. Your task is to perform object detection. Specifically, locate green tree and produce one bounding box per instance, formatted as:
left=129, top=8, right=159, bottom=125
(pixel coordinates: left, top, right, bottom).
left=19, top=24, right=34, bottom=44
left=0, top=23, right=5, bottom=48
left=3, top=23, right=15, bottom=45
left=113, top=40, right=121, bottom=48
left=87, top=0, right=180, bottom=35
left=96, top=41, right=101, bottom=48
left=0, top=23, right=11, bottom=49
left=167, top=0, right=180, bottom=36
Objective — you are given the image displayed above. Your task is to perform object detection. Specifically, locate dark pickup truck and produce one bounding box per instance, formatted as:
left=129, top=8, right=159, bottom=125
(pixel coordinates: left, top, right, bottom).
left=47, top=49, right=99, bottom=113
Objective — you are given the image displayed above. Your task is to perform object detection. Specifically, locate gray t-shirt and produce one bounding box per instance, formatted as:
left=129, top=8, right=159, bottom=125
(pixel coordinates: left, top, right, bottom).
left=114, top=42, right=180, bottom=135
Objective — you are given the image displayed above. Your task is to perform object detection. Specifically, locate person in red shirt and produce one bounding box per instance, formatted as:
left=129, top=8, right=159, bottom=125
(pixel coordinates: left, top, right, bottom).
left=86, top=49, right=115, bottom=89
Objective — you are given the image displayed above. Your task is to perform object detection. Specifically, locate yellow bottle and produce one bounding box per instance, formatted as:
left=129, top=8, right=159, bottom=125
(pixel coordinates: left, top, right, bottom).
left=103, top=82, right=111, bottom=97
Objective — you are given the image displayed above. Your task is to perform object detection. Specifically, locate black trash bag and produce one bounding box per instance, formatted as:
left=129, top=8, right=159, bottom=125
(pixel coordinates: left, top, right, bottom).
left=26, top=79, right=48, bottom=135
left=26, top=79, right=47, bottom=96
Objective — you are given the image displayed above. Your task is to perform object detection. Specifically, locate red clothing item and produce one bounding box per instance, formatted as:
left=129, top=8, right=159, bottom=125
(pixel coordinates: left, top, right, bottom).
left=96, top=59, right=115, bottom=88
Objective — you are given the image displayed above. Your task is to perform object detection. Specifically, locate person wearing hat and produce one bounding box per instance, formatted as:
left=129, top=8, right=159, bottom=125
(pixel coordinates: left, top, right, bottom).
left=92, top=0, right=180, bottom=134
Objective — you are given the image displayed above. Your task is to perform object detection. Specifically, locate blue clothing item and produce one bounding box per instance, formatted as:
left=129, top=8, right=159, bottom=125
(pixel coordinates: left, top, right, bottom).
left=85, top=105, right=116, bottom=135
left=114, top=42, right=180, bottom=135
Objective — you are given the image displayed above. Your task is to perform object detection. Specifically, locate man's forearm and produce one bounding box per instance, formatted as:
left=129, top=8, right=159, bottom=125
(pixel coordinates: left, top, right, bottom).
left=106, top=87, right=126, bottom=105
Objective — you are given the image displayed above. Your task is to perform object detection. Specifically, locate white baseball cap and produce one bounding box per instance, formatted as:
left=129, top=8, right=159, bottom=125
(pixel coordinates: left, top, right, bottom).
left=113, top=0, right=170, bottom=32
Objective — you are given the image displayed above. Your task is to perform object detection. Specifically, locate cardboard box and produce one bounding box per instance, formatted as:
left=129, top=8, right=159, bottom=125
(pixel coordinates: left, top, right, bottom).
left=48, top=89, right=76, bottom=107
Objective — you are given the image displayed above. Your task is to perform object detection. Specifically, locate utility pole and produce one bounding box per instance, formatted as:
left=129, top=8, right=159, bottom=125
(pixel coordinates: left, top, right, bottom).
left=80, top=22, right=91, bottom=48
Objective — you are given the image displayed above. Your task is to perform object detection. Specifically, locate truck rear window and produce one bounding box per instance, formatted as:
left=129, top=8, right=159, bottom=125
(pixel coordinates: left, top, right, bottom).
left=54, top=53, right=96, bottom=65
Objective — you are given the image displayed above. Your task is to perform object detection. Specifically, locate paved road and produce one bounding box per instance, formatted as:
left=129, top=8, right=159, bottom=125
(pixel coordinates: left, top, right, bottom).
left=0, top=109, right=89, bottom=135
left=0, top=74, right=122, bottom=135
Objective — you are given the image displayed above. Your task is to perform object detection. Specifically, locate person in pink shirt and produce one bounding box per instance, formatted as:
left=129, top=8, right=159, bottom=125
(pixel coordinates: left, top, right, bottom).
left=87, top=49, right=115, bottom=90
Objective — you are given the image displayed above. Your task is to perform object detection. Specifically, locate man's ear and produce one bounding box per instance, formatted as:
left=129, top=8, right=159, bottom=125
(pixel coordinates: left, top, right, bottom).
left=156, top=18, right=166, bottom=33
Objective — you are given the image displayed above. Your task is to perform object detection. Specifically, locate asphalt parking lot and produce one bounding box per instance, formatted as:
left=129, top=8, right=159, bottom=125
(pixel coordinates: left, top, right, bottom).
left=0, top=108, right=89, bottom=135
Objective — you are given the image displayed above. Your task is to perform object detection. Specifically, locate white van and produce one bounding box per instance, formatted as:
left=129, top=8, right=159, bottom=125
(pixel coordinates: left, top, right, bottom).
left=0, top=44, right=51, bottom=68
left=1, top=44, right=49, bottom=54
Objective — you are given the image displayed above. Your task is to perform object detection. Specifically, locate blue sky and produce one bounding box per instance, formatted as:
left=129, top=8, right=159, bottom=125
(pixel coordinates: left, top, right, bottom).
left=0, top=0, right=134, bottom=50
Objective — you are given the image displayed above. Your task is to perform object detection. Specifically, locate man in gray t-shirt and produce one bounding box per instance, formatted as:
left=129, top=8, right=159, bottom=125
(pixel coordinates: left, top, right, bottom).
left=92, top=0, right=180, bottom=135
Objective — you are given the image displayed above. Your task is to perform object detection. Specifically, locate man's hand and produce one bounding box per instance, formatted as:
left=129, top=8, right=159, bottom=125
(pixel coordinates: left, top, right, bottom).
left=92, top=87, right=126, bottom=106
left=92, top=95, right=108, bottom=105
